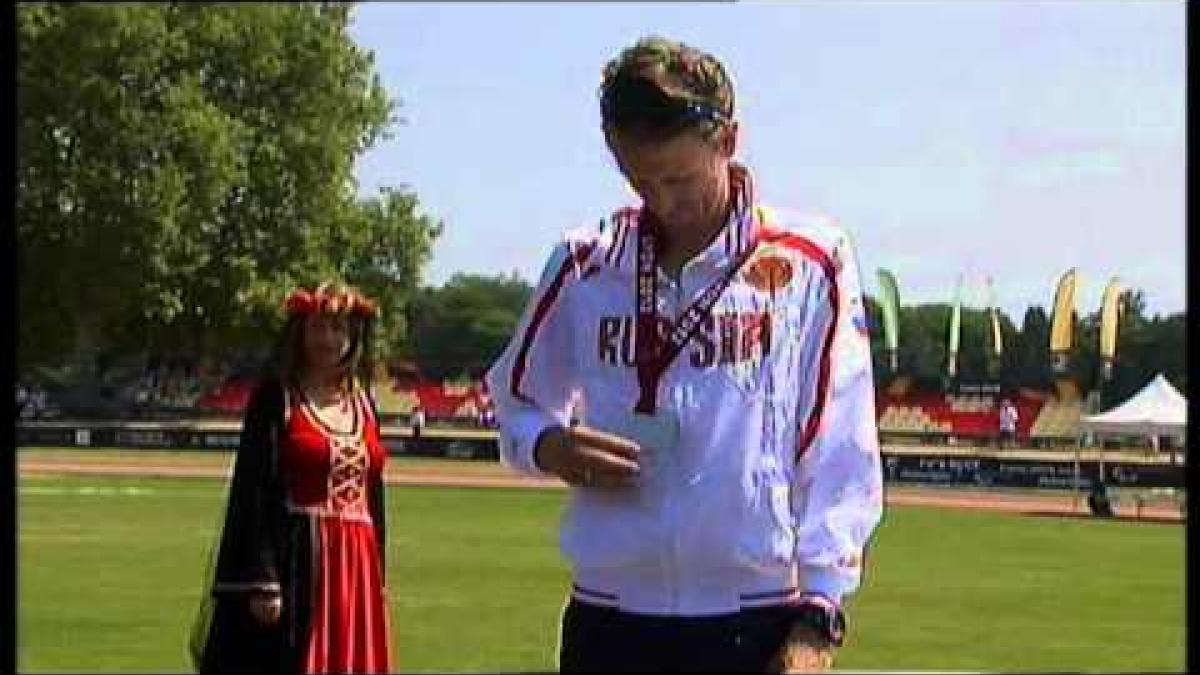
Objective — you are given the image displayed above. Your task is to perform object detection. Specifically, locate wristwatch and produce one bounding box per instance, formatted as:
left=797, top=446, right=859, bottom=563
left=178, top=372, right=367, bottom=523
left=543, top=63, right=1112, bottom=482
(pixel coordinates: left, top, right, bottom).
left=789, top=592, right=846, bottom=647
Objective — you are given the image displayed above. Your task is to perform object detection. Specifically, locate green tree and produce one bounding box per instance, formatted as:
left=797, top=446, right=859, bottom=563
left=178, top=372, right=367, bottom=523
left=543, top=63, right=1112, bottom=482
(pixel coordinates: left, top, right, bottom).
left=862, top=289, right=1180, bottom=399
left=896, top=303, right=953, bottom=386
left=862, top=294, right=890, bottom=384
left=1013, top=306, right=1053, bottom=392
left=995, top=310, right=1025, bottom=392
left=1075, top=309, right=1103, bottom=396
left=332, top=187, right=442, bottom=362
left=1143, top=312, right=1187, bottom=392
left=408, top=274, right=534, bottom=381
left=1098, top=290, right=1186, bottom=407
left=17, top=3, right=437, bottom=375
left=955, top=307, right=987, bottom=383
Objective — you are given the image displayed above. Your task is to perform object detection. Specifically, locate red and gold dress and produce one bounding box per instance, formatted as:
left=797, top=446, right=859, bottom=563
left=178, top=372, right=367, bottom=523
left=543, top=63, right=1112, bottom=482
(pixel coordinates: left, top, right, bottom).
left=192, top=379, right=391, bottom=674
left=282, top=384, right=391, bottom=673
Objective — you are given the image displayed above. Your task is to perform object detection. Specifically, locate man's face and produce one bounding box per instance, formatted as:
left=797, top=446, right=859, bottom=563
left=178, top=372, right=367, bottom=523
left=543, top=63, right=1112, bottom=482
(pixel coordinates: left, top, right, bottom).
left=607, top=123, right=738, bottom=237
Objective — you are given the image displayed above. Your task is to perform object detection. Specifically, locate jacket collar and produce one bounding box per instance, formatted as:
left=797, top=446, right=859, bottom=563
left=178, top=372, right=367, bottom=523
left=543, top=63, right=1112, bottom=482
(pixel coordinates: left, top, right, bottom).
left=606, top=163, right=761, bottom=276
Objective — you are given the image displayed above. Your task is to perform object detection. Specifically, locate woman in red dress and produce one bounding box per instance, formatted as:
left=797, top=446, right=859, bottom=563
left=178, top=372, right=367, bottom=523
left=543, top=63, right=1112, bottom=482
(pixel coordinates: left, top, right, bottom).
left=191, top=281, right=392, bottom=673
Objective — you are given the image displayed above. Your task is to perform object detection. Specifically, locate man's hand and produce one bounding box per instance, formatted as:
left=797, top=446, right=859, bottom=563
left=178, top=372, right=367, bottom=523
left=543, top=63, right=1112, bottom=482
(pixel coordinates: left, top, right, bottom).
left=768, top=623, right=836, bottom=674
left=247, top=592, right=282, bottom=625
left=534, top=425, right=641, bottom=489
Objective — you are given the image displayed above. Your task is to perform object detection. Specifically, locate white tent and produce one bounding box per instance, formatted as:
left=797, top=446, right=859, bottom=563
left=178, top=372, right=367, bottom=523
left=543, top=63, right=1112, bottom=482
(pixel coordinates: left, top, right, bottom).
left=1080, top=374, right=1187, bottom=439
left=1072, top=374, right=1186, bottom=515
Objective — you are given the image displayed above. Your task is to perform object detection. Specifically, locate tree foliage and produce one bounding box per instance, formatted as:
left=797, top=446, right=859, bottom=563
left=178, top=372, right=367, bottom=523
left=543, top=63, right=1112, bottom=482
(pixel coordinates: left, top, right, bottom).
left=407, top=274, right=533, bottom=381
left=1073, top=290, right=1186, bottom=406
left=402, top=275, right=1183, bottom=395
left=17, top=2, right=439, bottom=373
left=17, top=4, right=1182, bottom=398
left=865, top=289, right=1183, bottom=399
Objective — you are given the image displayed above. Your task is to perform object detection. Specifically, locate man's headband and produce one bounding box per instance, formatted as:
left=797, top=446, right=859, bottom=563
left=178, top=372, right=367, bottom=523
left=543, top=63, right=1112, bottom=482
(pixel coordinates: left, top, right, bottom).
left=600, top=76, right=730, bottom=135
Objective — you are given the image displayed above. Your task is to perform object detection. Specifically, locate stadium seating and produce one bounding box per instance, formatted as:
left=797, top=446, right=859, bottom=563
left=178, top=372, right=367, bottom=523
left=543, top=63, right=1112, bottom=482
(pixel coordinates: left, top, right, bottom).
left=878, top=391, right=1044, bottom=443
left=947, top=393, right=993, bottom=413
left=195, top=377, right=257, bottom=413
left=373, top=383, right=420, bottom=416
left=1029, top=398, right=1085, bottom=441
left=878, top=400, right=952, bottom=434
left=196, top=374, right=493, bottom=423
left=196, top=372, right=1058, bottom=444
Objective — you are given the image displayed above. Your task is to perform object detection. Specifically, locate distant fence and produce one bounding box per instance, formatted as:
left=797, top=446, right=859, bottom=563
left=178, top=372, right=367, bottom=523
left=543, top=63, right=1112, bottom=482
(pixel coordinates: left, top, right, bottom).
left=16, top=419, right=498, bottom=460
left=881, top=453, right=1182, bottom=490
left=17, top=420, right=1183, bottom=490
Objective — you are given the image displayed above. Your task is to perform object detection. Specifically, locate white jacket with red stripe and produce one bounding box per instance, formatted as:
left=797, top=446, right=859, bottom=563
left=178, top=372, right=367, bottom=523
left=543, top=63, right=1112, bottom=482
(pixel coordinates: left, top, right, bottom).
left=485, top=200, right=883, bottom=616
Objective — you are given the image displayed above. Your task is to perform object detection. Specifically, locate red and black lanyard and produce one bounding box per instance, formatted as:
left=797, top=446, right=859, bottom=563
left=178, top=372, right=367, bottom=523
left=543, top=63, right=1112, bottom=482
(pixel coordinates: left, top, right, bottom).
left=632, top=197, right=759, bottom=414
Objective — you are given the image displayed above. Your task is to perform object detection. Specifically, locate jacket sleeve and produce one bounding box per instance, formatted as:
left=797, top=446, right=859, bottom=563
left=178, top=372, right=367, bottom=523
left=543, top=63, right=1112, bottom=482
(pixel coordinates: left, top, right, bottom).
left=484, top=239, right=590, bottom=477
left=790, top=232, right=884, bottom=605
left=211, top=379, right=286, bottom=594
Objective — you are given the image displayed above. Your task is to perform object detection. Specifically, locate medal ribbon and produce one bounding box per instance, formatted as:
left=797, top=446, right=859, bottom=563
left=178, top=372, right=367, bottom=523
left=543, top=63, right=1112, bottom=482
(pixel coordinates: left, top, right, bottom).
left=634, top=175, right=759, bottom=414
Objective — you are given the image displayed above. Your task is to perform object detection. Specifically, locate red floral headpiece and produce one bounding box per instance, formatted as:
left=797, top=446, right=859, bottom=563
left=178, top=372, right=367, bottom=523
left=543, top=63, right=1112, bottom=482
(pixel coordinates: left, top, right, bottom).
left=284, top=285, right=379, bottom=319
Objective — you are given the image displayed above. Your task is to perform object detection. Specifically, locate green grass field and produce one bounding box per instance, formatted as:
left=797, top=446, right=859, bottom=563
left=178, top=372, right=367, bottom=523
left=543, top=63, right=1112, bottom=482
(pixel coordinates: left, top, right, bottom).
left=18, top=471, right=1185, bottom=672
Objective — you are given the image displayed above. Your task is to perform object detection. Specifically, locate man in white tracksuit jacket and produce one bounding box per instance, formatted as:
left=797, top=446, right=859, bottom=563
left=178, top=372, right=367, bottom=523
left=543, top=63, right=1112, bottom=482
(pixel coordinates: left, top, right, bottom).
left=485, top=36, right=883, bottom=674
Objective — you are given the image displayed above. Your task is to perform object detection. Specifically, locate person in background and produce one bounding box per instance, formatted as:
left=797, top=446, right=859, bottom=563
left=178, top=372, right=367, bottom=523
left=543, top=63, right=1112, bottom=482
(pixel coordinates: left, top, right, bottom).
left=998, top=398, right=1018, bottom=449
left=29, top=383, right=47, bottom=419
left=1087, top=478, right=1115, bottom=518
left=16, top=382, right=28, bottom=418
left=191, top=281, right=391, bottom=674
left=409, top=404, right=426, bottom=440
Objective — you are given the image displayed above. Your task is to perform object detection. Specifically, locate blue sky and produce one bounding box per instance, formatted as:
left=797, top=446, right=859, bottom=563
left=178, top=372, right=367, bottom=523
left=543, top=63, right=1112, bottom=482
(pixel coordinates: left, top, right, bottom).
left=349, top=1, right=1185, bottom=322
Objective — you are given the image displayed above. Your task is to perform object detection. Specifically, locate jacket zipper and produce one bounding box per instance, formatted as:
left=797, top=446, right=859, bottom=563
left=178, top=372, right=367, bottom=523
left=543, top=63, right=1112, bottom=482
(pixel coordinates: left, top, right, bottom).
left=665, top=270, right=687, bottom=613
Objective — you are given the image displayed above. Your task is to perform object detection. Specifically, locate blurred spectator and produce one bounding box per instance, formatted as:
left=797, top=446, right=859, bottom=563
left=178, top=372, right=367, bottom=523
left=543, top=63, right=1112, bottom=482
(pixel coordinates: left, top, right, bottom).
left=28, top=384, right=47, bottom=419
left=1087, top=480, right=1115, bottom=518
left=133, top=377, right=152, bottom=407
left=477, top=402, right=497, bottom=428
left=410, top=404, right=426, bottom=439
left=998, top=398, right=1018, bottom=448
left=16, top=382, right=28, bottom=418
